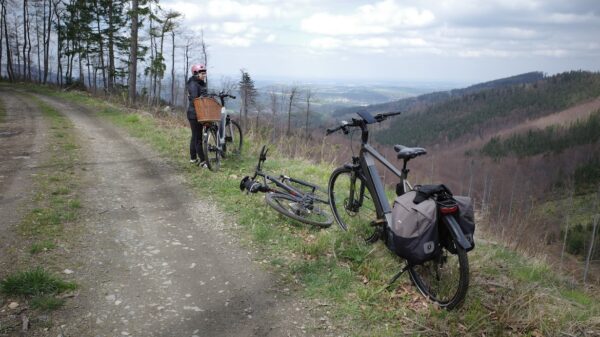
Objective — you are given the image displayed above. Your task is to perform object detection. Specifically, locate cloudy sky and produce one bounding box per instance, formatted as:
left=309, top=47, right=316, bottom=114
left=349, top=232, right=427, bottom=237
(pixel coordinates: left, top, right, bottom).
left=162, top=0, right=600, bottom=84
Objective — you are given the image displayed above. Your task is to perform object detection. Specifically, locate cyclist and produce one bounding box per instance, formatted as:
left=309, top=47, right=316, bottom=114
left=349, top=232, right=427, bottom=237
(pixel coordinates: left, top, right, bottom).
left=187, top=64, right=208, bottom=167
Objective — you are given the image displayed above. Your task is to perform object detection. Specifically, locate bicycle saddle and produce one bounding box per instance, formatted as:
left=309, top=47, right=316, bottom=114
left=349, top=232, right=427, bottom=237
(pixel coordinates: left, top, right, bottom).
left=394, top=145, right=427, bottom=159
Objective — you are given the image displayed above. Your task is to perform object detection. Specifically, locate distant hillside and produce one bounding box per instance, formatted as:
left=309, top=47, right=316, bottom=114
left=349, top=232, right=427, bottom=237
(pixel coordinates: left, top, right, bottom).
left=332, top=71, right=544, bottom=118
left=374, top=71, right=600, bottom=146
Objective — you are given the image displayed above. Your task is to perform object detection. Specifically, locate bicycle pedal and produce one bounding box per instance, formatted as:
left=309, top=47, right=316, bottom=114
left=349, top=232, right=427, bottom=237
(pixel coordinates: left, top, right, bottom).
left=370, top=219, right=386, bottom=227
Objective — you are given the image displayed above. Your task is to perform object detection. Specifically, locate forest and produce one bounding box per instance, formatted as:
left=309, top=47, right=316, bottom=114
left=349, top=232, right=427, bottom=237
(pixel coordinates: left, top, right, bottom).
left=0, top=0, right=202, bottom=108
left=374, top=71, right=600, bottom=146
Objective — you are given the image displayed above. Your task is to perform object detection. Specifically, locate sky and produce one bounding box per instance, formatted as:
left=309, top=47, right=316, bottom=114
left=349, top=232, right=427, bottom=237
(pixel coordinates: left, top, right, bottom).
left=162, top=0, right=600, bottom=85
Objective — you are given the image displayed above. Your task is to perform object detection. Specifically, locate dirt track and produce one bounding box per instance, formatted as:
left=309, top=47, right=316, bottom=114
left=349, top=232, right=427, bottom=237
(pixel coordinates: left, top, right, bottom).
left=0, top=88, right=327, bottom=337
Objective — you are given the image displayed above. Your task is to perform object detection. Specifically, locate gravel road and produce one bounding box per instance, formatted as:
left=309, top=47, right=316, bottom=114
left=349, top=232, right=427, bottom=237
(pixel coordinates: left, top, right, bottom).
left=0, top=88, right=330, bottom=337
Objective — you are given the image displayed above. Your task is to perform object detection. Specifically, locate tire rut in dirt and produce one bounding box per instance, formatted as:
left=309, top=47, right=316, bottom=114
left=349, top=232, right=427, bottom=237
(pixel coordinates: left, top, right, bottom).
left=29, top=94, right=327, bottom=337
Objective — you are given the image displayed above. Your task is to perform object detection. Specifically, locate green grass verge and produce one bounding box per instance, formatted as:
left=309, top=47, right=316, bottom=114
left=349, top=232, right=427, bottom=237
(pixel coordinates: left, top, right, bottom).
left=0, top=86, right=81, bottom=313
left=0, top=268, right=76, bottom=296
left=24, top=85, right=600, bottom=336
left=17, top=95, right=82, bottom=246
left=0, top=96, right=5, bottom=123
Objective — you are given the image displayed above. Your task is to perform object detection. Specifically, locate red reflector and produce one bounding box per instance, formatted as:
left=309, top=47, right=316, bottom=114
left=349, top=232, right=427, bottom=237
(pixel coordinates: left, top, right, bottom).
left=440, top=206, right=458, bottom=214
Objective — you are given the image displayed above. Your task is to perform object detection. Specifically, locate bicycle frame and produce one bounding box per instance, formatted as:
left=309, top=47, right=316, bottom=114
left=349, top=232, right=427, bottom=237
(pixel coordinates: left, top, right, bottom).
left=202, top=93, right=237, bottom=154
left=357, top=144, right=408, bottom=226
left=252, top=149, right=327, bottom=203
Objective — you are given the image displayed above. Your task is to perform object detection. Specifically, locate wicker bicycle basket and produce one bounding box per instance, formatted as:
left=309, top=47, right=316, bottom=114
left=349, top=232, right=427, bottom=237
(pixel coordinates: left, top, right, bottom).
left=193, top=97, right=222, bottom=122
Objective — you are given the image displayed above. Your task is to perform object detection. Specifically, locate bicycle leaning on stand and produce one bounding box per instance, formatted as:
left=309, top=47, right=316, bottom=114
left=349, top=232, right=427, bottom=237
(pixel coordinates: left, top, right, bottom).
left=196, top=91, right=243, bottom=171
left=326, top=110, right=473, bottom=309
left=240, top=145, right=333, bottom=228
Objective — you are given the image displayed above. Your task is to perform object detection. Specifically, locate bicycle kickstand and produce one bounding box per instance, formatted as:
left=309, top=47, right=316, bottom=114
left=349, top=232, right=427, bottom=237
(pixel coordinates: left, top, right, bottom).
left=386, top=264, right=410, bottom=289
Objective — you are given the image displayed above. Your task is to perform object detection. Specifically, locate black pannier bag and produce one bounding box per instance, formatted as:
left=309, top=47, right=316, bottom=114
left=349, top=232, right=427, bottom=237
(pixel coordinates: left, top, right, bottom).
left=386, top=191, right=439, bottom=265
left=453, top=196, right=475, bottom=251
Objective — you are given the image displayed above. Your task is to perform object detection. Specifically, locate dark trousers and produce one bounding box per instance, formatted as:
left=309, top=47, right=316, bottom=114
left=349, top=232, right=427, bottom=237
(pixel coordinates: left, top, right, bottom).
left=189, top=119, right=205, bottom=162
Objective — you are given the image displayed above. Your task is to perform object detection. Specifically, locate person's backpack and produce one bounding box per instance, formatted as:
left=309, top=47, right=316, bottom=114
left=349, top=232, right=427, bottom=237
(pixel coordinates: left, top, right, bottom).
left=386, top=191, right=439, bottom=265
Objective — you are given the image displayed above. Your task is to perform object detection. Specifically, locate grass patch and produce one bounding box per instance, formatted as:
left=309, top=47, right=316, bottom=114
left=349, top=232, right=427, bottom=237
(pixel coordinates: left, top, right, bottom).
left=0, top=268, right=76, bottom=296
left=25, top=85, right=600, bottom=336
left=29, top=241, right=57, bottom=254
left=0, top=96, right=5, bottom=123
left=30, top=296, right=66, bottom=311
left=16, top=96, right=82, bottom=242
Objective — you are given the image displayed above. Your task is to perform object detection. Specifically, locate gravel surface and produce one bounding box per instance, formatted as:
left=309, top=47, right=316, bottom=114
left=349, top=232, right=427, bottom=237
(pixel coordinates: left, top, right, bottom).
left=0, top=88, right=333, bottom=337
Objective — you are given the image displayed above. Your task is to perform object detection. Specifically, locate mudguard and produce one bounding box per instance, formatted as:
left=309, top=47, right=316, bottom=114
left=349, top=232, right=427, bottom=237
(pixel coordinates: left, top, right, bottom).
left=441, top=214, right=472, bottom=251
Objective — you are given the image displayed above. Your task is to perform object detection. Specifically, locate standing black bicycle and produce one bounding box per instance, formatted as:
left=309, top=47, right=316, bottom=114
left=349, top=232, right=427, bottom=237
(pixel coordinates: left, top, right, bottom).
left=240, top=146, right=333, bottom=228
left=326, top=110, right=473, bottom=309
left=202, top=91, right=243, bottom=171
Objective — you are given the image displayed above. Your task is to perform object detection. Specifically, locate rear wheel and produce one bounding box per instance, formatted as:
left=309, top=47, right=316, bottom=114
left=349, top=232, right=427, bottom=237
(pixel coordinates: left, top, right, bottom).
left=408, top=235, right=469, bottom=310
left=265, top=192, right=333, bottom=228
left=223, top=119, right=243, bottom=158
left=202, top=125, right=220, bottom=171
left=328, top=167, right=378, bottom=237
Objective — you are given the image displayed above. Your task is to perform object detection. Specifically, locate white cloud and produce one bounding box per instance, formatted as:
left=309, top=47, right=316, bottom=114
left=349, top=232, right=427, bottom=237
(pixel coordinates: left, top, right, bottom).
left=220, top=36, right=253, bottom=47
left=205, top=0, right=271, bottom=20
left=163, top=0, right=271, bottom=21
left=309, top=37, right=342, bottom=50
left=301, top=0, right=434, bottom=36
left=533, top=49, right=569, bottom=57
left=221, top=22, right=251, bottom=34
left=265, top=34, right=277, bottom=43
left=350, top=38, right=390, bottom=48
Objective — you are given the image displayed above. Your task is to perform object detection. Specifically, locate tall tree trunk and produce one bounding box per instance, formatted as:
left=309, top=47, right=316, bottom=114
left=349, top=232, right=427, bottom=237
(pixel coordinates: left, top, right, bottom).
left=170, top=30, right=175, bottom=105
left=286, top=87, right=297, bottom=136
left=106, top=0, right=114, bottom=91
left=23, top=0, right=27, bottom=79
left=93, top=0, right=106, bottom=91
left=157, top=30, right=166, bottom=105
left=26, top=0, right=32, bottom=81
left=13, top=20, right=21, bottom=79
left=0, top=2, right=3, bottom=80
left=53, top=0, right=62, bottom=85
left=35, top=2, right=41, bottom=82
left=147, top=4, right=154, bottom=106
left=1, top=1, right=12, bottom=81
left=305, top=89, right=311, bottom=140
left=127, top=0, right=138, bottom=105
left=43, top=0, right=51, bottom=84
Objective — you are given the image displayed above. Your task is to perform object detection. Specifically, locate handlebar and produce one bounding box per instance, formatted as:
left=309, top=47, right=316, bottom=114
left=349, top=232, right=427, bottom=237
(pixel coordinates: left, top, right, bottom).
left=326, top=111, right=401, bottom=136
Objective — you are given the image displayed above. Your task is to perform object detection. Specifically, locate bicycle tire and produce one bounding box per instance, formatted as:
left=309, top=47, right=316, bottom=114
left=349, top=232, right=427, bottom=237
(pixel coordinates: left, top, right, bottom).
left=265, top=192, right=333, bottom=228
left=223, top=119, right=243, bottom=158
left=408, top=236, right=469, bottom=310
left=202, top=125, right=220, bottom=171
left=328, top=167, right=377, bottom=234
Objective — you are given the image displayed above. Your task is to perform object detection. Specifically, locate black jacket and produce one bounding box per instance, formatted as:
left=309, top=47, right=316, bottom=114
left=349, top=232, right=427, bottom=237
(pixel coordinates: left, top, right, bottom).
left=187, top=76, right=208, bottom=120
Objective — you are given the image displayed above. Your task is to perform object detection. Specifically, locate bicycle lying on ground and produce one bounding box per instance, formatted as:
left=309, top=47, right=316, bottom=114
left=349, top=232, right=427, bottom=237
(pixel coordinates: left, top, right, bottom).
left=200, top=91, right=243, bottom=171
left=326, top=110, right=473, bottom=309
left=240, top=146, right=333, bottom=228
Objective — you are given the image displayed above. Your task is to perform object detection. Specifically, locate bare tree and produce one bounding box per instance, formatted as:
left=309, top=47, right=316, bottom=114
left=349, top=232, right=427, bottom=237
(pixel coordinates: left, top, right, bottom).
left=286, top=85, right=298, bottom=135
left=304, top=88, right=312, bottom=139
left=127, top=0, right=139, bottom=104
left=2, top=0, right=15, bottom=81
left=268, top=87, right=279, bottom=138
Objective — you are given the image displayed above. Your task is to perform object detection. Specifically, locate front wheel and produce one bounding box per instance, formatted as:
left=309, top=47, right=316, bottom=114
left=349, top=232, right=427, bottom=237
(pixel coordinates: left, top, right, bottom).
left=265, top=193, right=333, bottom=228
left=328, top=167, right=377, bottom=235
left=223, top=119, right=243, bottom=158
left=408, top=235, right=469, bottom=310
left=202, top=125, right=220, bottom=171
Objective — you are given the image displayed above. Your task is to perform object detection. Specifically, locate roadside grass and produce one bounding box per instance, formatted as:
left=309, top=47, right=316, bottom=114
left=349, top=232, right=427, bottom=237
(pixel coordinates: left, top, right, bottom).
left=0, top=89, right=81, bottom=313
left=0, top=96, right=5, bottom=122
left=17, top=96, right=82, bottom=247
left=0, top=268, right=76, bottom=311
left=26, top=85, right=600, bottom=336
